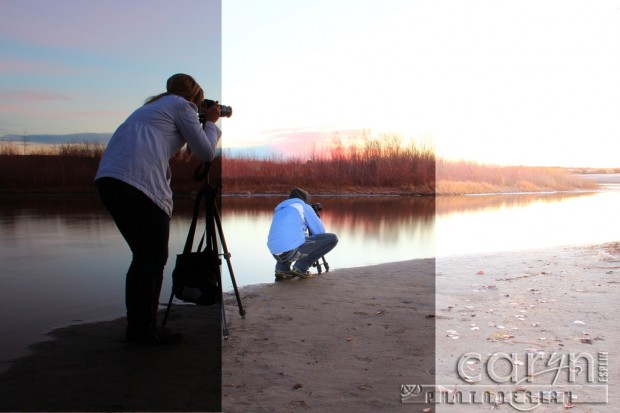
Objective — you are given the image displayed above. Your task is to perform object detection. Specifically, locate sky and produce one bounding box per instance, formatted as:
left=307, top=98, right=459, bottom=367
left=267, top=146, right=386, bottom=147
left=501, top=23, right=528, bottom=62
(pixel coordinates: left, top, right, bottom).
left=0, top=0, right=222, bottom=136
left=1, top=0, right=620, bottom=168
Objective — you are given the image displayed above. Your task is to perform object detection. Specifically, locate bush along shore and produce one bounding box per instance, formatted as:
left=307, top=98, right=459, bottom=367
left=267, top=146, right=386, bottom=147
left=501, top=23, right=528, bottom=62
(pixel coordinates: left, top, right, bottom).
left=0, top=139, right=598, bottom=195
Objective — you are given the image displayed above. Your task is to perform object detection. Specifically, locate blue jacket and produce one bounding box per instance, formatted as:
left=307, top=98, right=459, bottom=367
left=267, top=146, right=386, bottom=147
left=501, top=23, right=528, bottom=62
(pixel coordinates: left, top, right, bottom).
left=267, top=198, right=325, bottom=254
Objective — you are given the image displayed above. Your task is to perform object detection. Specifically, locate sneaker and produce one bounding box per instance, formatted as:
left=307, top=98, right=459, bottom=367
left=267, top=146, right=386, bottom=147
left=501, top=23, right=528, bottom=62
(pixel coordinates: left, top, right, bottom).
left=275, top=271, right=295, bottom=282
left=290, top=267, right=312, bottom=278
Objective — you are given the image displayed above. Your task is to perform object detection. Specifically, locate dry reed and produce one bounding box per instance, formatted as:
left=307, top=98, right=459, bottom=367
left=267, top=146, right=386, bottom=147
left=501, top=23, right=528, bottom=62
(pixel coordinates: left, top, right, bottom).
left=0, top=137, right=600, bottom=195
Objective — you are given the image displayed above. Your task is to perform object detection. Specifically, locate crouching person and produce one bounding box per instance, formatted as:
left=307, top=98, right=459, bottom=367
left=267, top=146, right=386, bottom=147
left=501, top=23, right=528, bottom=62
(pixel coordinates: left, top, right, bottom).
left=267, top=188, right=338, bottom=281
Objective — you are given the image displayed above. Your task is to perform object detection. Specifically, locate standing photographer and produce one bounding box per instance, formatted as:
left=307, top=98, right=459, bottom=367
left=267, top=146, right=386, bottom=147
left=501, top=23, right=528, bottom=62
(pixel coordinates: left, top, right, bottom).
left=95, top=73, right=221, bottom=345
left=267, top=188, right=338, bottom=281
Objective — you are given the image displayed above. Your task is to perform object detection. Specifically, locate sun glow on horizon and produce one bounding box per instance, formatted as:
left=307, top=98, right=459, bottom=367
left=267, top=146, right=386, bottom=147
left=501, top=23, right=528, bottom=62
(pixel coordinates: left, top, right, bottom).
left=0, top=1, right=618, bottom=169
left=223, top=0, right=620, bottom=169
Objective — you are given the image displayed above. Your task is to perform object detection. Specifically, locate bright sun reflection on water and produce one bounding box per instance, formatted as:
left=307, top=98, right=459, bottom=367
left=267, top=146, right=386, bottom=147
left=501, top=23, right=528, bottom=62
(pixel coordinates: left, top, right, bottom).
left=435, top=190, right=620, bottom=257
left=1, top=185, right=619, bottom=367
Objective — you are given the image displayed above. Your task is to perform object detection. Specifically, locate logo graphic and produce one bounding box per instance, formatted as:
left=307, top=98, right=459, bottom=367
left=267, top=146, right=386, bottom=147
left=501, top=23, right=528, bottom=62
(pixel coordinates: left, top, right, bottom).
left=402, top=351, right=609, bottom=410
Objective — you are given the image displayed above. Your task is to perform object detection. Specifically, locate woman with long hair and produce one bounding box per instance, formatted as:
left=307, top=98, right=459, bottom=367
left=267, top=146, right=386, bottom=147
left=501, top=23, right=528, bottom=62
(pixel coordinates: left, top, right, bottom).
left=95, top=73, right=221, bottom=344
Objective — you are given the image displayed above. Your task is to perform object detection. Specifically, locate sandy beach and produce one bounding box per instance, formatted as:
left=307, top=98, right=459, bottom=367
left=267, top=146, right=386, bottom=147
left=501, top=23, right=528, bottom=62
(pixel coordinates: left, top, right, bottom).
left=434, top=242, right=620, bottom=413
left=0, top=243, right=618, bottom=412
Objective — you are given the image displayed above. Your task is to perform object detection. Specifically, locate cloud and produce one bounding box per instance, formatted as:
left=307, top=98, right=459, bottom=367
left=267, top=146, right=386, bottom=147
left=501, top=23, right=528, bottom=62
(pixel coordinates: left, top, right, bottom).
left=0, top=102, right=125, bottom=123
left=0, top=2, right=143, bottom=51
left=256, top=127, right=360, bottom=157
left=0, top=1, right=219, bottom=58
left=235, top=126, right=386, bottom=158
left=0, top=89, right=72, bottom=103
left=1, top=132, right=112, bottom=144
left=0, top=59, right=95, bottom=75
left=62, top=109, right=126, bottom=119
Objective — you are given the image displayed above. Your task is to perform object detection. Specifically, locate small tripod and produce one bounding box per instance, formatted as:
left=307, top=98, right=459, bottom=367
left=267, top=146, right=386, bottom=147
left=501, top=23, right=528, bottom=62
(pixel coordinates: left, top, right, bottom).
left=312, top=255, right=330, bottom=274
left=162, top=162, right=245, bottom=338
left=309, top=208, right=329, bottom=274
left=308, top=229, right=330, bottom=274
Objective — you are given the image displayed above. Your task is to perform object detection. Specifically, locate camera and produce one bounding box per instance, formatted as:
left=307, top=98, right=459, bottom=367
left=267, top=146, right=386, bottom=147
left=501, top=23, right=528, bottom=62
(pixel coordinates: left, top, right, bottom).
left=310, top=203, right=322, bottom=214
left=201, top=99, right=233, bottom=121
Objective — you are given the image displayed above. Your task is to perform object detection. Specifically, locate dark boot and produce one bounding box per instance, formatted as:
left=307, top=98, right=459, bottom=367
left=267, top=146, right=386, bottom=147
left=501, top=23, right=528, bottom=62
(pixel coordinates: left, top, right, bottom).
left=133, top=276, right=182, bottom=345
left=124, top=260, right=141, bottom=341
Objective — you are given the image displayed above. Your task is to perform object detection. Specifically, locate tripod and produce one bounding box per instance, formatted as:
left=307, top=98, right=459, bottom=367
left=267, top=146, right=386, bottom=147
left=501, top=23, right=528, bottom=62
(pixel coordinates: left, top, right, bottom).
left=312, top=255, right=330, bottom=274
left=162, top=162, right=245, bottom=338
left=309, top=208, right=329, bottom=274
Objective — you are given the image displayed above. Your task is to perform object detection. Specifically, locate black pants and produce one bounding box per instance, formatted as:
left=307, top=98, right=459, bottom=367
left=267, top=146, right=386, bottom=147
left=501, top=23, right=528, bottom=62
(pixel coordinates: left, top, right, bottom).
left=95, top=177, right=170, bottom=334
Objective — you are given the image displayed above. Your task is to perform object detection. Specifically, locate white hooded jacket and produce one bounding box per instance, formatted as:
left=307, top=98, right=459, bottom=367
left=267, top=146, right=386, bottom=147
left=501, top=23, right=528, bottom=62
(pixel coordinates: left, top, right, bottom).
left=95, top=94, right=221, bottom=216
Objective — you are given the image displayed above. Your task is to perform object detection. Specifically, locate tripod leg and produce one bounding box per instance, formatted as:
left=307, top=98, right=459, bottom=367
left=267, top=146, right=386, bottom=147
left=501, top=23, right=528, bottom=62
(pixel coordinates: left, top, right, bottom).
left=213, top=203, right=246, bottom=318
left=162, top=290, right=174, bottom=327
left=219, top=271, right=229, bottom=339
left=314, top=260, right=322, bottom=274
left=312, top=256, right=329, bottom=274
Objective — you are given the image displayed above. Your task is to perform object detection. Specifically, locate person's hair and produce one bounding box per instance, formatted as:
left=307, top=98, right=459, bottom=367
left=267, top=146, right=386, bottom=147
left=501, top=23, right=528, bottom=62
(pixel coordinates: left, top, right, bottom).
left=289, top=188, right=310, bottom=203
left=144, top=73, right=204, bottom=105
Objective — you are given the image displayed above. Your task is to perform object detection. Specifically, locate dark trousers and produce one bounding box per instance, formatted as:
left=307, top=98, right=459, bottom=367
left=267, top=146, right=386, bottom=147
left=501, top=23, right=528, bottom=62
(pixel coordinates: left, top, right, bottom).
left=273, top=233, right=338, bottom=273
left=95, top=178, right=170, bottom=334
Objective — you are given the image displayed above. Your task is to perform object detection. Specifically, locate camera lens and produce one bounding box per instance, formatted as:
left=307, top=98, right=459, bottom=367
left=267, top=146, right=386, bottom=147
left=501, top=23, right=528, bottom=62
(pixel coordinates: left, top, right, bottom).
left=204, top=99, right=233, bottom=118
left=220, top=105, right=233, bottom=118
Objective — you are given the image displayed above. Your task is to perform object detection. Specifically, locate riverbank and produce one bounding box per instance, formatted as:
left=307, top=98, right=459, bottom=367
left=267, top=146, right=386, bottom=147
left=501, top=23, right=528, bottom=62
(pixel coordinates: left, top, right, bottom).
left=435, top=242, right=620, bottom=412
left=0, top=143, right=602, bottom=195
left=0, top=243, right=618, bottom=411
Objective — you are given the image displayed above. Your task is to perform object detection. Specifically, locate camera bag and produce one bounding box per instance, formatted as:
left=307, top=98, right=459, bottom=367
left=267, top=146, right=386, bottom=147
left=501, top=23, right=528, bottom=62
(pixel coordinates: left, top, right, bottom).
left=171, top=186, right=220, bottom=306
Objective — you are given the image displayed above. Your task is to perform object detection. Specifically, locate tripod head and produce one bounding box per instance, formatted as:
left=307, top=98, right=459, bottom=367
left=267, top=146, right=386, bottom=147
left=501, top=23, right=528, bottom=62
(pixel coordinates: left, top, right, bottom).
left=194, top=161, right=213, bottom=182
left=194, top=161, right=223, bottom=201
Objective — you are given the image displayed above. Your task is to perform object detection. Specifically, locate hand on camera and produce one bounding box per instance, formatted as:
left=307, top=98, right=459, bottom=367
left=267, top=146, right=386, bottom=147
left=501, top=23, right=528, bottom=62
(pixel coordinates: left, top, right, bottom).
left=204, top=101, right=221, bottom=123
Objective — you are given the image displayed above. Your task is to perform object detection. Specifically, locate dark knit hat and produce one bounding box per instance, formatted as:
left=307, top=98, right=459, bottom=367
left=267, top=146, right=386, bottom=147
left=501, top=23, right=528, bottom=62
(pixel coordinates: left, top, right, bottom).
left=289, top=187, right=310, bottom=203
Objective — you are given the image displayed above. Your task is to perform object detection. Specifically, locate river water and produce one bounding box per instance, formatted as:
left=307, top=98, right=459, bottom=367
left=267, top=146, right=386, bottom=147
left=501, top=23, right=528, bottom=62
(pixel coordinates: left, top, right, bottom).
left=1, top=175, right=619, bottom=368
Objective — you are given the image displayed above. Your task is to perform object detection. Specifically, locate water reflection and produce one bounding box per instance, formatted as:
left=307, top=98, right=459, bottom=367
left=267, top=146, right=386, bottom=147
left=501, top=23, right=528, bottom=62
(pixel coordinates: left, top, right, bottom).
left=437, top=191, right=594, bottom=216
left=436, top=190, right=620, bottom=256
left=221, top=195, right=435, bottom=246
left=0, top=194, right=436, bottom=367
left=214, top=195, right=436, bottom=291
left=2, top=188, right=619, bottom=368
